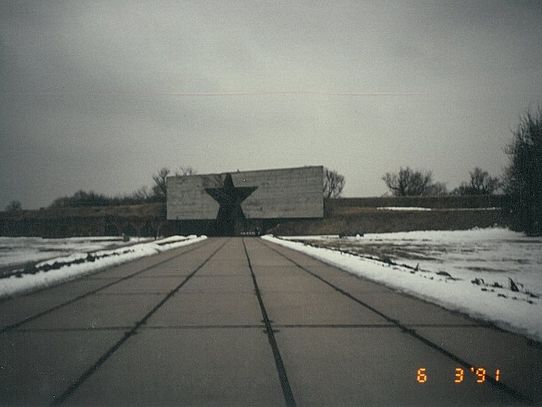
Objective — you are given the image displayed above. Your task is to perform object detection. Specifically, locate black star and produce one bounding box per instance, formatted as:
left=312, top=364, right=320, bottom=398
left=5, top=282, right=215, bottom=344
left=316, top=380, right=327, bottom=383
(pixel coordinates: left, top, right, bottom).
left=205, top=174, right=257, bottom=235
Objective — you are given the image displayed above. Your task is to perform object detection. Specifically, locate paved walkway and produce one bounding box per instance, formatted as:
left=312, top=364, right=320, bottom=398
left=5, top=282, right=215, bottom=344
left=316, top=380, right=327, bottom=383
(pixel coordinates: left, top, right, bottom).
left=1, top=238, right=541, bottom=405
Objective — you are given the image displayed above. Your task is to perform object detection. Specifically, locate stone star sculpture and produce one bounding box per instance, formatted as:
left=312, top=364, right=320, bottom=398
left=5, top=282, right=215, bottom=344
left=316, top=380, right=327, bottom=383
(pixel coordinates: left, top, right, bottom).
left=205, top=173, right=257, bottom=235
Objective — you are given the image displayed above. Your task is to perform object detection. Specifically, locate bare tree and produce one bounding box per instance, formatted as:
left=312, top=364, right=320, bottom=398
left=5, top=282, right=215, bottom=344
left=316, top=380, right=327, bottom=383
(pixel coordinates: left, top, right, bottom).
left=5, top=200, right=22, bottom=212
left=382, top=167, right=435, bottom=196
left=454, top=167, right=501, bottom=195
left=175, top=166, right=196, bottom=176
left=152, top=166, right=196, bottom=202
left=427, top=182, right=448, bottom=196
left=323, top=168, right=345, bottom=198
left=152, top=167, right=171, bottom=200
left=131, top=186, right=152, bottom=201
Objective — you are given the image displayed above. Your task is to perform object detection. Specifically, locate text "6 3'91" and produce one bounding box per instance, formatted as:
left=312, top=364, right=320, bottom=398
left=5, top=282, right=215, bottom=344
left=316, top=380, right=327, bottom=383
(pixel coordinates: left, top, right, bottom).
left=416, top=367, right=501, bottom=384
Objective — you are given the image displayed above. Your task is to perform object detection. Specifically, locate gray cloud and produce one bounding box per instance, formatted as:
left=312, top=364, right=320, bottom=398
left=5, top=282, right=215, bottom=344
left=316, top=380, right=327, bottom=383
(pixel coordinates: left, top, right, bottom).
left=1, top=0, right=542, bottom=209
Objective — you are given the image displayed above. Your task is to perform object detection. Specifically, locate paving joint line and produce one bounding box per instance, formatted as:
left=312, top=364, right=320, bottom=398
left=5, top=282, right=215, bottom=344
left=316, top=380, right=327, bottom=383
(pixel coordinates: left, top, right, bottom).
left=0, top=239, right=213, bottom=333
left=242, top=238, right=296, bottom=407
left=272, top=323, right=485, bottom=328
left=141, top=324, right=266, bottom=329
left=50, top=238, right=229, bottom=405
left=274, top=324, right=395, bottom=328
left=16, top=326, right=132, bottom=332
left=130, top=275, right=192, bottom=278
left=93, top=292, right=167, bottom=296
left=259, top=239, right=534, bottom=404
left=15, top=324, right=268, bottom=332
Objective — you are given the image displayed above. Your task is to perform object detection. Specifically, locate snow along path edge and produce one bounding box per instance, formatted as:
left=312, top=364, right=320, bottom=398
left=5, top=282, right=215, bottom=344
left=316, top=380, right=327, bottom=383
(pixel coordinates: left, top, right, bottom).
left=0, top=235, right=207, bottom=300
left=261, top=235, right=542, bottom=344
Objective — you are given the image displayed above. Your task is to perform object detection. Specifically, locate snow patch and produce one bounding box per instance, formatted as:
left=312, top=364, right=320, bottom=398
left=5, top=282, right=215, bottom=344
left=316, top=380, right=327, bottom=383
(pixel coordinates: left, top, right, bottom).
left=0, top=236, right=145, bottom=268
left=263, top=230, right=542, bottom=343
left=0, top=235, right=206, bottom=299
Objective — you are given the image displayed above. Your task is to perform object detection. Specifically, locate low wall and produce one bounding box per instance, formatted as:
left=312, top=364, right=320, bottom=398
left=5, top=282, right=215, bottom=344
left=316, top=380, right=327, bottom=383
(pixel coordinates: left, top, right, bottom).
left=0, top=195, right=509, bottom=237
left=270, top=208, right=507, bottom=235
left=325, top=195, right=507, bottom=212
left=0, top=203, right=175, bottom=238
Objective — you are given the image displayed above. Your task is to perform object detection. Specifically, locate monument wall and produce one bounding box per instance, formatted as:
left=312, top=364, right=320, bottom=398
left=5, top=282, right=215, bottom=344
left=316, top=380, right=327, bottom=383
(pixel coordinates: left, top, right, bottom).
left=167, top=166, right=324, bottom=220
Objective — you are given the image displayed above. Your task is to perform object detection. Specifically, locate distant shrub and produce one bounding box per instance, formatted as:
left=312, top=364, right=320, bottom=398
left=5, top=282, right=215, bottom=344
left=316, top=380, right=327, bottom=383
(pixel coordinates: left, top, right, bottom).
left=5, top=200, right=22, bottom=212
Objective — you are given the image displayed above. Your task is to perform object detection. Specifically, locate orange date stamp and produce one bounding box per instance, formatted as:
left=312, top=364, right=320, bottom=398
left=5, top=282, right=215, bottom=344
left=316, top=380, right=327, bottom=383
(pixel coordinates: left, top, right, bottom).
left=416, top=367, right=501, bottom=384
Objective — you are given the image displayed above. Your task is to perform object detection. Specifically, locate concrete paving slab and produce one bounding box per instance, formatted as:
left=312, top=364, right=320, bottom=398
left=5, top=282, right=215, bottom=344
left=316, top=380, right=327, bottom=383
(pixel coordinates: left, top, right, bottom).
left=89, top=238, right=217, bottom=279
left=81, top=267, right=136, bottom=279
left=34, top=277, right=115, bottom=297
left=66, top=328, right=284, bottom=406
left=260, top=242, right=324, bottom=267
left=82, top=262, right=156, bottom=279
left=250, top=258, right=294, bottom=268
left=256, top=274, right=336, bottom=293
left=249, top=253, right=294, bottom=268
left=355, top=292, right=479, bottom=326
left=252, top=265, right=304, bottom=278
left=0, top=294, right=72, bottom=329
left=259, top=241, right=395, bottom=290
left=194, top=241, right=251, bottom=276
left=135, top=258, right=210, bottom=277
left=133, top=242, right=225, bottom=277
left=82, top=267, right=141, bottom=279
left=82, top=250, right=186, bottom=279
left=196, top=264, right=251, bottom=276
left=134, top=264, right=196, bottom=277
left=23, top=294, right=160, bottom=329
left=182, top=275, right=255, bottom=293
left=203, top=254, right=250, bottom=266
left=327, top=276, right=397, bottom=294
left=0, top=279, right=114, bottom=329
left=146, top=292, right=263, bottom=326
left=262, top=290, right=390, bottom=325
left=275, top=327, right=517, bottom=406
left=417, top=326, right=542, bottom=403
left=302, top=263, right=397, bottom=291
left=252, top=262, right=302, bottom=271
left=98, top=276, right=185, bottom=294
left=0, top=330, right=124, bottom=406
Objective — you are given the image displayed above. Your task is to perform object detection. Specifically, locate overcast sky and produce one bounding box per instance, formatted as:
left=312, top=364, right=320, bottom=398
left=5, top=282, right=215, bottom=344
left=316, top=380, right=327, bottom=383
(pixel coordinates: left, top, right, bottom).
left=1, top=1, right=541, bottom=209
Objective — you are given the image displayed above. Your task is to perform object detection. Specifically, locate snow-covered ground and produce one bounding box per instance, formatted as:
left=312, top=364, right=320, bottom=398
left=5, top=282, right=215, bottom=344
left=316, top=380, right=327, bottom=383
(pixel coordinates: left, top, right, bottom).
left=0, top=235, right=206, bottom=299
left=0, top=236, right=149, bottom=268
left=263, top=228, right=542, bottom=342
